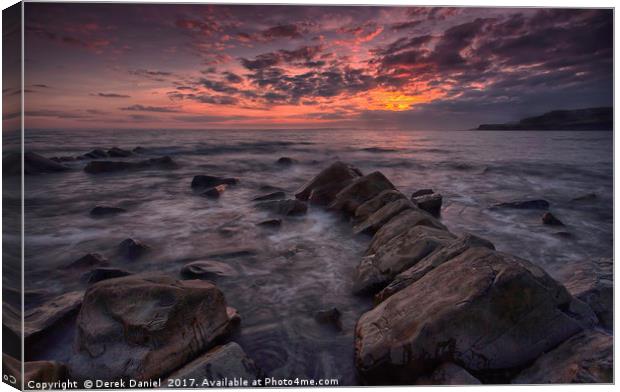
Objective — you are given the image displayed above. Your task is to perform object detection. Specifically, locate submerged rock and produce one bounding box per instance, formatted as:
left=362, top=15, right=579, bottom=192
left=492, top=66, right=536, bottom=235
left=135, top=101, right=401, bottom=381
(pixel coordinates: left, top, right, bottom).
left=252, top=191, right=286, bottom=201
left=416, top=363, right=481, bottom=385
left=412, top=192, right=443, bottom=216
left=256, top=218, right=282, bottom=228
left=117, top=238, right=150, bottom=261
left=276, top=157, right=297, bottom=166
left=353, top=225, right=455, bottom=294
left=255, top=199, right=307, bottom=216
left=181, top=260, right=238, bottom=279
left=411, top=188, right=434, bottom=198
left=542, top=211, right=564, bottom=226
left=355, top=247, right=596, bottom=383
left=295, top=161, right=362, bottom=202
left=512, top=330, right=612, bottom=384
left=3, top=152, right=69, bottom=176
left=571, top=193, right=597, bottom=202
left=22, top=291, right=83, bottom=341
left=84, top=156, right=177, bottom=174
left=353, top=198, right=414, bottom=235
left=166, top=342, right=260, bottom=382
left=191, top=175, right=238, bottom=188
left=314, top=308, right=343, bottom=331
left=201, top=184, right=227, bottom=199
left=63, top=253, right=108, bottom=270
left=329, top=171, right=396, bottom=214
left=562, top=257, right=613, bottom=329
left=376, top=233, right=495, bottom=303
left=84, top=149, right=108, bottom=159
left=71, top=274, right=237, bottom=381
left=90, top=206, right=127, bottom=217
left=106, top=147, right=132, bottom=157
left=83, top=267, right=132, bottom=285
left=493, top=199, right=550, bottom=210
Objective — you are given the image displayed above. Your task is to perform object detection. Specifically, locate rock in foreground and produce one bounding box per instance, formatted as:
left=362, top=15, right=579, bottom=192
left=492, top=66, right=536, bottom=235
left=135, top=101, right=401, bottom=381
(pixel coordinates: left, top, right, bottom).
left=181, top=260, right=238, bottom=279
left=23, top=291, right=83, bottom=341
left=71, top=274, right=236, bottom=381
left=412, top=192, right=443, bottom=216
left=329, top=171, right=395, bottom=214
left=355, top=247, right=595, bottom=384
left=166, top=342, right=260, bottom=383
left=512, top=330, right=612, bottom=383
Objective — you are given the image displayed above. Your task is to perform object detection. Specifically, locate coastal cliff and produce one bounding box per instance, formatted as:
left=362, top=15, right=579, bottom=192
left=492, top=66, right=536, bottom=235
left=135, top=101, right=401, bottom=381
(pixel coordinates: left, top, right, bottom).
left=477, top=107, right=612, bottom=131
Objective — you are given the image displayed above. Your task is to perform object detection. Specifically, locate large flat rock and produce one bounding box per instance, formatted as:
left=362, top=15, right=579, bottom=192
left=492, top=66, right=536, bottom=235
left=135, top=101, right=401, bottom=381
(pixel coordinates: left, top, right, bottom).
left=70, top=273, right=236, bottom=381
left=355, top=247, right=596, bottom=384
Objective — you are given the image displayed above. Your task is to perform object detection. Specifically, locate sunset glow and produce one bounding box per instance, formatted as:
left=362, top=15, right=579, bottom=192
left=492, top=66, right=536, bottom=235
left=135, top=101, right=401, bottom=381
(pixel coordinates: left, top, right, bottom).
left=13, top=4, right=612, bottom=130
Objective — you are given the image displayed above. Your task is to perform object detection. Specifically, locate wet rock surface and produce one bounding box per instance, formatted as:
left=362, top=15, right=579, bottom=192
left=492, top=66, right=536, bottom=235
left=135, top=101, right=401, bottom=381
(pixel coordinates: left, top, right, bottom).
left=3, top=152, right=69, bottom=176
left=83, top=267, right=132, bottom=284
left=295, top=161, right=362, bottom=202
left=412, top=192, right=443, bottom=216
left=117, top=238, right=150, bottom=261
left=252, top=191, right=286, bottom=201
left=63, top=253, right=109, bottom=270
left=255, top=199, right=308, bottom=216
left=493, top=199, right=550, bottom=210
left=562, top=257, right=613, bottom=329
left=329, top=171, right=395, bottom=214
left=22, top=291, right=83, bottom=341
left=191, top=175, right=239, bottom=188
left=542, top=211, right=564, bottom=226
left=3, top=354, right=69, bottom=388
left=354, top=247, right=595, bottom=383
left=70, top=274, right=236, bottom=381
left=512, top=330, right=612, bottom=384
left=181, top=260, right=238, bottom=279
left=166, top=342, right=260, bottom=383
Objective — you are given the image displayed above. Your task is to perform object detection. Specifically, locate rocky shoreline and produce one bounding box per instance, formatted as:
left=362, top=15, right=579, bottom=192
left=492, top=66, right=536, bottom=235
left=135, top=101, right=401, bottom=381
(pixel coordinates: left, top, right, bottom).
left=2, top=158, right=613, bottom=387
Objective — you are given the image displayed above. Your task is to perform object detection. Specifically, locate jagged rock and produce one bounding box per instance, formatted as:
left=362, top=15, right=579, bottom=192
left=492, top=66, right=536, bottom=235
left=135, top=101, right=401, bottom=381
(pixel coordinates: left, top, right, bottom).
left=329, top=171, right=396, bottom=214
left=191, top=175, right=238, bottom=188
left=416, top=363, right=481, bottom=385
left=133, top=146, right=147, bottom=154
left=181, top=260, right=238, bottom=279
left=90, top=206, right=127, bottom=216
left=70, top=274, right=236, bottom=381
left=84, top=156, right=177, bottom=174
left=84, top=149, right=108, bottom=159
left=166, top=342, right=259, bottom=382
left=3, top=152, right=69, bottom=176
left=21, top=291, right=83, bottom=340
left=83, top=267, right=132, bottom=284
left=307, top=182, right=348, bottom=205
left=367, top=208, right=447, bottom=255
left=493, top=199, right=550, bottom=210
left=314, top=308, right=343, bottom=331
left=571, top=193, right=597, bottom=202
left=256, top=219, right=282, bottom=228
left=542, top=212, right=564, bottom=226
left=353, top=226, right=456, bottom=294
left=355, top=247, right=596, bottom=384
left=562, top=258, right=613, bottom=329
left=376, top=233, right=495, bottom=303
left=354, top=190, right=407, bottom=224
left=118, top=238, right=149, bottom=261
left=411, top=189, right=434, bottom=198
left=412, top=192, right=443, bottom=216
left=107, top=147, right=132, bottom=157
left=353, top=198, right=415, bottom=235
left=2, top=354, right=68, bottom=388
left=252, top=191, right=286, bottom=201
left=255, top=199, right=307, bottom=216
left=276, top=157, right=296, bottom=165
left=512, top=330, right=612, bottom=384
left=295, top=161, right=362, bottom=202
left=201, top=184, right=227, bottom=199
left=63, top=253, right=108, bottom=270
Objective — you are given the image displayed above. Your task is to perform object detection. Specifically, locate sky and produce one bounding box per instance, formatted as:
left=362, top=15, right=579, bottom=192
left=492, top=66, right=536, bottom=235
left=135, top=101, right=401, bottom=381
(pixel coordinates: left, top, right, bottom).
left=16, top=3, right=613, bottom=130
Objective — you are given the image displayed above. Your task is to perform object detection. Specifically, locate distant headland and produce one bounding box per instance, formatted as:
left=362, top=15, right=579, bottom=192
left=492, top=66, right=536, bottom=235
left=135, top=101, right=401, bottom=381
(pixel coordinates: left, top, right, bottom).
left=476, top=107, right=612, bottom=131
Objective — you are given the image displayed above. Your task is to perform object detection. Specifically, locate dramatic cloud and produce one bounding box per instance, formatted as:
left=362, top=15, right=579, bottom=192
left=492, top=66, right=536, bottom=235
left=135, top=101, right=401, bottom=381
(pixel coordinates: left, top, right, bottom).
left=23, top=4, right=613, bottom=129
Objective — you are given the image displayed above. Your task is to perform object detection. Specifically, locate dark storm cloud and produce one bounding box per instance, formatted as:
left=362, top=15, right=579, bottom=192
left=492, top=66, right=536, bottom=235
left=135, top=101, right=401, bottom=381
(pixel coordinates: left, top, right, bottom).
left=129, top=69, right=174, bottom=81
left=199, top=79, right=239, bottom=94
left=223, top=71, right=243, bottom=83
left=261, top=24, right=302, bottom=39
left=240, top=45, right=323, bottom=70
left=120, top=104, right=180, bottom=113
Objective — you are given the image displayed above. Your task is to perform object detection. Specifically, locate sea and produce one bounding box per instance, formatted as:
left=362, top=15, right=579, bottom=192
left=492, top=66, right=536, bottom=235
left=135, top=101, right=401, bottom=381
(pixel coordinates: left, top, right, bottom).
left=3, top=128, right=613, bottom=384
